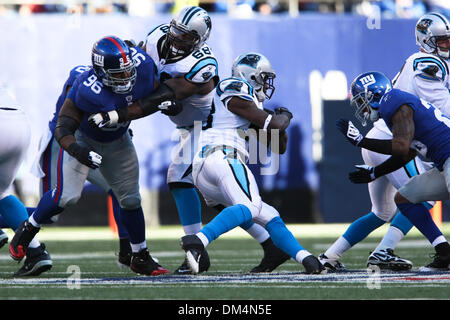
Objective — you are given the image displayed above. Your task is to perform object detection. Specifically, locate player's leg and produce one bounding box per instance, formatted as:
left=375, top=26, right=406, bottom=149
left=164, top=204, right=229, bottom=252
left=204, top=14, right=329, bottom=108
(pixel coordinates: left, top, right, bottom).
left=369, top=157, right=435, bottom=270
left=98, top=131, right=168, bottom=276
left=10, top=138, right=89, bottom=261
left=87, top=168, right=131, bottom=268
left=395, top=166, right=450, bottom=271
left=319, top=146, right=391, bottom=271
left=182, top=150, right=323, bottom=274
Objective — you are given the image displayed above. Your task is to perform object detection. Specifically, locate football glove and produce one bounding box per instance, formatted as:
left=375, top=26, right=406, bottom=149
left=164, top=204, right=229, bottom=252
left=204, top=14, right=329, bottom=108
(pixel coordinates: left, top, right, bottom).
left=88, top=111, right=119, bottom=128
left=349, top=165, right=376, bottom=184
left=158, top=100, right=182, bottom=116
left=336, top=118, right=364, bottom=146
left=274, top=107, right=293, bottom=120
left=67, top=143, right=102, bottom=169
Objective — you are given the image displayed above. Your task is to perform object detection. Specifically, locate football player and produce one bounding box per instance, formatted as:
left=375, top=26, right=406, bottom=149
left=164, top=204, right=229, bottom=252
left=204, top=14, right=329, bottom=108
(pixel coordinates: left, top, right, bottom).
left=89, top=7, right=290, bottom=274
left=0, top=85, right=52, bottom=277
left=345, top=71, right=450, bottom=271
left=22, top=64, right=134, bottom=269
left=319, top=12, right=450, bottom=272
left=9, top=36, right=170, bottom=276
left=178, top=52, right=325, bottom=275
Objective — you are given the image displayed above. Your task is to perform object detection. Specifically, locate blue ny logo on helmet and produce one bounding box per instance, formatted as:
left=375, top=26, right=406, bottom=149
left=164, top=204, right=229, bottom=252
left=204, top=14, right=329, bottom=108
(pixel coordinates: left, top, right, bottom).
left=91, top=36, right=137, bottom=94
left=350, top=71, right=392, bottom=126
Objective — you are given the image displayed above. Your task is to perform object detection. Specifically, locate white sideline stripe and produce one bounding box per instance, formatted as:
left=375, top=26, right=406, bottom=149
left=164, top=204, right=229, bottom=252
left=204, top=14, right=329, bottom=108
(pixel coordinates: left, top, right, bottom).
left=312, top=239, right=433, bottom=250
left=1, top=272, right=449, bottom=286
left=4, top=223, right=445, bottom=241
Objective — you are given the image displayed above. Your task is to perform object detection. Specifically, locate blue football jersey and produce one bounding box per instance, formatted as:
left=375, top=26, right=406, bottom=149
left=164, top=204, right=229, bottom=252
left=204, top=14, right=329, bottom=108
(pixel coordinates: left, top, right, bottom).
left=67, top=47, right=156, bottom=142
left=379, top=88, right=450, bottom=170
left=49, top=65, right=91, bottom=133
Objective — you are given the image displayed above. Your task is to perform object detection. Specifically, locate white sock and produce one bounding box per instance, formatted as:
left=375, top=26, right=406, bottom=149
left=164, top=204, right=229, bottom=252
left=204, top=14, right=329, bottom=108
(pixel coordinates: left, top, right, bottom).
left=183, top=222, right=202, bottom=235
left=28, top=236, right=40, bottom=249
left=196, top=232, right=210, bottom=248
left=325, top=236, right=351, bottom=258
left=374, top=226, right=404, bottom=252
left=245, top=223, right=270, bottom=244
left=130, top=241, right=146, bottom=253
left=295, top=250, right=312, bottom=263
left=28, top=215, right=41, bottom=228
left=432, top=235, right=447, bottom=247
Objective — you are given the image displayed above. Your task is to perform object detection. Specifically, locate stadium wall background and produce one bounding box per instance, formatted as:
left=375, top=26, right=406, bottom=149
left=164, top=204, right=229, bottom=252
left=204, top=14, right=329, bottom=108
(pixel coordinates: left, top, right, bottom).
left=2, top=13, right=448, bottom=225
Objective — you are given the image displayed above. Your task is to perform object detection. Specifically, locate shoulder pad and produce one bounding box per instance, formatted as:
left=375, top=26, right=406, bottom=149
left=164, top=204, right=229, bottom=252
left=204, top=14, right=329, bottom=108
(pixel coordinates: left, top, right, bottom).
left=184, top=57, right=218, bottom=83
left=413, top=56, right=448, bottom=81
left=217, top=78, right=254, bottom=101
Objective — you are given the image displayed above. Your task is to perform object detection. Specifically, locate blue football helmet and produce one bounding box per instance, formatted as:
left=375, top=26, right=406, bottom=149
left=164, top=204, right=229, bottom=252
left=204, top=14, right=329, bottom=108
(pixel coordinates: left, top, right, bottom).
left=350, top=71, right=392, bottom=126
left=91, top=36, right=136, bottom=94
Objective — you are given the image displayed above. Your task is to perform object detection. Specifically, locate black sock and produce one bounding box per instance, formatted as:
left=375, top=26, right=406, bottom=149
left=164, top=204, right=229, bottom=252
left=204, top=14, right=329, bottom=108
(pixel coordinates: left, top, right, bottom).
left=120, top=238, right=131, bottom=253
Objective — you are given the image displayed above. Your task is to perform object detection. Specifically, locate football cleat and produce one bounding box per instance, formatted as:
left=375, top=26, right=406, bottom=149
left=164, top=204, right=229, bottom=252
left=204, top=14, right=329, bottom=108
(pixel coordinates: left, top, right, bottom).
left=130, top=248, right=170, bottom=276
left=302, top=255, right=327, bottom=274
left=173, top=258, right=192, bottom=275
left=9, top=220, right=40, bottom=261
left=0, top=229, right=8, bottom=249
left=250, top=238, right=291, bottom=273
left=180, top=234, right=210, bottom=275
left=116, top=238, right=132, bottom=269
left=418, top=252, right=450, bottom=272
left=318, top=253, right=346, bottom=272
left=14, top=243, right=52, bottom=277
left=117, top=250, right=132, bottom=269
left=367, top=249, right=412, bottom=271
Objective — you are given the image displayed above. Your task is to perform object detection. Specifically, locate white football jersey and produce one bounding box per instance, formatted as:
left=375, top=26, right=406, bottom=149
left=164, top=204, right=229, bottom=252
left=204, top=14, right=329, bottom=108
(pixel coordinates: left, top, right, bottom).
left=374, top=51, right=450, bottom=134
left=198, top=77, right=263, bottom=159
left=144, top=24, right=218, bottom=128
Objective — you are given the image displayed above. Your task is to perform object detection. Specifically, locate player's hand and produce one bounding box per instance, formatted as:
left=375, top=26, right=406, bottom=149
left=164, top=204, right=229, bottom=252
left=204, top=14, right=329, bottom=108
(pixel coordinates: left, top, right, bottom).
left=349, top=165, right=375, bottom=184
left=274, top=107, right=293, bottom=120
left=158, top=100, right=182, bottom=116
left=88, top=111, right=119, bottom=128
left=336, top=118, right=364, bottom=146
left=67, top=144, right=102, bottom=169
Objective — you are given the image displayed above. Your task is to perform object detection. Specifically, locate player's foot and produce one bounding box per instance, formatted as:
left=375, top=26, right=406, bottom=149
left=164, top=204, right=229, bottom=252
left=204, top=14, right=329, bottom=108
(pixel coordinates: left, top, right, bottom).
left=130, top=248, right=169, bottom=276
left=0, top=229, right=8, bottom=249
left=116, top=238, right=132, bottom=269
left=9, top=220, right=40, bottom=261
left=180, top=234, right=210, bottom=275
left=173, top=258, right=192, bottom=275
left=250, top=238, right=291, bottom=273
left=302, top=255, right=327, bottom=274
left=418, top=252, right=450, bottom=272
left=14, top=243, right=52, bottom=277
left=117, top=250, right=132, bottom=269
left=367, top=249, right=412, bottom=271
left=318, top=253, right=346, bottom=272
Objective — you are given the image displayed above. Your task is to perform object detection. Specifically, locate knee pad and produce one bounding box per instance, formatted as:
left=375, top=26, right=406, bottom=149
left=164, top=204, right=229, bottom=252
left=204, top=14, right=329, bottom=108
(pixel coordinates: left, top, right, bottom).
left=119, top=196, right=141, bottom=210
left=59, top=194, right=82, bottom=208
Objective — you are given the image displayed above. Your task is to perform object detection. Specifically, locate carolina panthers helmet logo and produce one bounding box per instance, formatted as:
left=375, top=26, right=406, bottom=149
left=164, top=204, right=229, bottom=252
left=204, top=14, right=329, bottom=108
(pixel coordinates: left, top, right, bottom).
left=238, top=54, right=261, bottom=68
left=417, top=18, right=432, bottom=34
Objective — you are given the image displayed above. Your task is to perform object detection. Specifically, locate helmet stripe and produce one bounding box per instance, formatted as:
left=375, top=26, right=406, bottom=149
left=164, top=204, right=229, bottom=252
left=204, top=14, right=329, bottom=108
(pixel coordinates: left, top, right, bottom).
left=183, top=7, right=202, bottom=25
left=106, top=37, right=128, bottom=63
left=181, top=6, right=197, bottom=24
left=429, top=13, right=449, bottom=30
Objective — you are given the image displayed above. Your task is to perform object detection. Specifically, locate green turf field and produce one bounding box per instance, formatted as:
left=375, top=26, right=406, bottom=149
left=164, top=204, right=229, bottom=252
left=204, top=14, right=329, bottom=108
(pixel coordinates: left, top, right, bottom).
left=1, top=223, right=449, bottom=301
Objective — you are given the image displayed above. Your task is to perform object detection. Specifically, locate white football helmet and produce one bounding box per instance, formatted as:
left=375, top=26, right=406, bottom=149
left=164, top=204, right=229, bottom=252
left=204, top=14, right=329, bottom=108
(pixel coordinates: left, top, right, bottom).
left=166, top=6, right=212, bottom=57
left=231, top=52, right=276, bottom=102
left=415, top=12, right=450, bottom=60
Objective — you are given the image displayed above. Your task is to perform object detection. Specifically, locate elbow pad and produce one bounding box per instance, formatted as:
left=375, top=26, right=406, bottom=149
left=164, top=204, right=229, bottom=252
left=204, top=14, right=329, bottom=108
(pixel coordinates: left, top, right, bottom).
left=54, top=115, right=79, bottom=143
left=137, top=83, right=176, bottom=116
